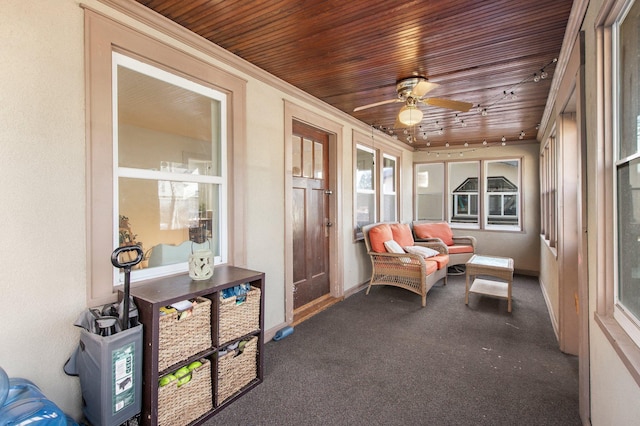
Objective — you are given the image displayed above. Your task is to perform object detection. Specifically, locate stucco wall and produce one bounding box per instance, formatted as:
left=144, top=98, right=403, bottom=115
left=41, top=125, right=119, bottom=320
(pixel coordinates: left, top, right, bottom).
left=0, top=0, right=402, bottom=418
left=0, top=0, right=87, bottom=416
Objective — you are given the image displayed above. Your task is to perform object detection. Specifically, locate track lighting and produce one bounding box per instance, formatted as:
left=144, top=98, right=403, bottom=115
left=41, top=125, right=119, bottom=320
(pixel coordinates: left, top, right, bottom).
left=501, top=136, right=506, bottom=142
left=533, top=73, right=540, bottom=83
left=481, top=108, right=488, bottom=116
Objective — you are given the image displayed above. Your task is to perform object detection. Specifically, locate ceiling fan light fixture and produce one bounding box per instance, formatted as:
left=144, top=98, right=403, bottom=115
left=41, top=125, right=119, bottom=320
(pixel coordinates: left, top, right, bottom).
left=398, top=105, right=423, bottom=126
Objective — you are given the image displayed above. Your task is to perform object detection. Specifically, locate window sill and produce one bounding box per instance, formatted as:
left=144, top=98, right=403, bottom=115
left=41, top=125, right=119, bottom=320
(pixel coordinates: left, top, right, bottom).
left=595, top=313, right=640, bottom=387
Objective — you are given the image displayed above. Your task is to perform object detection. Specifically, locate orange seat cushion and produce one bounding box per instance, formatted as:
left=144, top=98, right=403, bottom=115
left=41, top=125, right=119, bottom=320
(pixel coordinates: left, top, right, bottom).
left=390, top=223, right=414, bottom=247
left=412, top=222, right=454, bottom=246
left=424, top=260, right=438, bottom=275
left=368, top=224, right=393, bottom=253
left=429, top=254, right=450, bottom=269
left=448, top=244, right=474, bottom=254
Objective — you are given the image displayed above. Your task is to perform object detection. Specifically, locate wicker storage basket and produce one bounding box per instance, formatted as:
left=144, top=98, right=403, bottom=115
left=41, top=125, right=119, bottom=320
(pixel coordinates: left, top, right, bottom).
left=157, top=360, right=213, bottom=426
left=159, top=297, right=212, bottom=371
left=218, top=286, right=260, bottom=344
left=216, top=336, right=258, bottom=406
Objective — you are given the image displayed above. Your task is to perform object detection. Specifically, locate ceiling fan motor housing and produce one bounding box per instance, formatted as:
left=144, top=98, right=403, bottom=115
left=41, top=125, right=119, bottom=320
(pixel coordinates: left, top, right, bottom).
left=396, top=77, right=427, bottom=100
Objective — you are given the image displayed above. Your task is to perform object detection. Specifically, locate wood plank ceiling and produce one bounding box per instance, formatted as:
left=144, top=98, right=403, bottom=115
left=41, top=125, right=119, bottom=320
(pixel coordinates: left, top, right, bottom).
left=135, top=0, right=573, bottom=151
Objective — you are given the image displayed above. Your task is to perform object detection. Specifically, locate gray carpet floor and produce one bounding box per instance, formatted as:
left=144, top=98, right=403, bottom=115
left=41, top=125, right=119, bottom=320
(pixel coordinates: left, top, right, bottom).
left=204, top=274, right=580, bottom=425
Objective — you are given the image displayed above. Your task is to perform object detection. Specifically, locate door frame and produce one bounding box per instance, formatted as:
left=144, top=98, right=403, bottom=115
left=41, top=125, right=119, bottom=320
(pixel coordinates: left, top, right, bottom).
left=284, top=100, right=344, bottom=324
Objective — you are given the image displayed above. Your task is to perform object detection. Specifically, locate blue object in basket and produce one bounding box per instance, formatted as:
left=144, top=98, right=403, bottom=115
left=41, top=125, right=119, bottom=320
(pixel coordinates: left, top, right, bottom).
left=273, top=326, right=294, bottom=341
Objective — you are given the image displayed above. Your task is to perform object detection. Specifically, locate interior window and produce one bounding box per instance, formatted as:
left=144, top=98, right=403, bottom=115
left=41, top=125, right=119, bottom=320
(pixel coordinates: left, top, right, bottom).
left=415, top=163, right=445, bottom=221
left=382, top=154, right=398, bottom=222
left=114, top=53, right=227, bottom=285
left=485, top=159, right=521, bottom=229
left=449, top=161, right=479, bottom=226
left=355, top=145, right=376, bottom=234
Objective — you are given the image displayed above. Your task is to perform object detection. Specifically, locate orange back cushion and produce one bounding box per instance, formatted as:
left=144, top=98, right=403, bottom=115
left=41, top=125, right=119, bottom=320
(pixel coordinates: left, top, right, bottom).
left=368, top=224, right=393, bottom=253
left=413, top=222, right=454, bottom=246
left=390, top=223, right=414, bottom=247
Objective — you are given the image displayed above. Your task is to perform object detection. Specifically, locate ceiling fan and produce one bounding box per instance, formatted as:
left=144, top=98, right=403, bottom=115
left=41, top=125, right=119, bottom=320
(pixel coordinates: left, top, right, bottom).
left=354, top=76, right=474, bottom=127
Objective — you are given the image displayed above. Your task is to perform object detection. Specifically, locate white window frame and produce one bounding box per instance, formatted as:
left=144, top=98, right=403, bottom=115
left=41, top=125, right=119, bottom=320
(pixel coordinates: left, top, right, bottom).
left=112, top=53, right=228, bottom=285
left=448, top=161, right=480, bottom=228
left=611, top=0, right=640, bottom=346
left=414, top=158, right=522, bottom=232
left=595, top=0, right=640, bottom=385
left=85, top=9, right=246, bottom=306
left=382, top=153, right=399, bottom=222
left=353, top=130, right=402, bottom=240
left=485, top=159, right=521, bottom=231
left=414, top=162, right=446, bottom=222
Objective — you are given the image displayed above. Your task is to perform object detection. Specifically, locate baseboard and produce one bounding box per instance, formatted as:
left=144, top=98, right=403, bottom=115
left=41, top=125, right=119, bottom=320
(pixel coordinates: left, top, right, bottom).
left=539, top=276, right=560, bottom=342
left=344, top=281, right=368, bottom=298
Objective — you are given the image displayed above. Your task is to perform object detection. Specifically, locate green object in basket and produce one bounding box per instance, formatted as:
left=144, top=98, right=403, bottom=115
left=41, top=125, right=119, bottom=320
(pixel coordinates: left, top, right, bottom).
left=158, top=374, right=176, bottom=387
left=188, top=361, right=202, bottom=371
left=174, top=366, right=191, bottom=387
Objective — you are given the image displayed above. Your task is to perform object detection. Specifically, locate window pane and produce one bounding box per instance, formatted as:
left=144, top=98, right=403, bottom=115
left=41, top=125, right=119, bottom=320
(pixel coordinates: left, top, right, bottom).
left=489, top=194, right=502, bottom=216
left=117, top=66, right=221, bottom=176
left=356, top=148, right=375, bottom=191
left=356, top=146, right=376, bottom=232
left=119, top=178, right=219, bottom=270
left=449, top=162, right=479, bottom=224
left=383, top=157, right=396, bottom=193
left=314, top=141, right=323, bottom=179
left=504, top=194, right=518, bottom=216
left=383, top=194, right=397, bottom=222
left=617, top=159, right=640, bottom=319
left=292, top=135, right=302, bottom=176
left=382, top=156, right=397, bottom=222
left=303, top=138, right=313, bottom=177
left=415, top=163, right=444, bottom=220
left=114, top=53, right=227, bottom=284
left=486, top=160, right=520, bottom=227
left=618, top=1, right=640, bottom=160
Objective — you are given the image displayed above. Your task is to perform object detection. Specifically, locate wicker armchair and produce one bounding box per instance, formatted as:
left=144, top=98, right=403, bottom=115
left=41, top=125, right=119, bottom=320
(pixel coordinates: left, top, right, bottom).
left=411, top=221, right=477, bottom=270
left=362, top=222, right=449, bottom=307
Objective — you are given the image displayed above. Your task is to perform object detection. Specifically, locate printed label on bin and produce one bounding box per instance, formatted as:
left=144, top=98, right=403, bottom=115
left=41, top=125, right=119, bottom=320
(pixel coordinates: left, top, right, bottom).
left=112, top=342, right=135, bottom=413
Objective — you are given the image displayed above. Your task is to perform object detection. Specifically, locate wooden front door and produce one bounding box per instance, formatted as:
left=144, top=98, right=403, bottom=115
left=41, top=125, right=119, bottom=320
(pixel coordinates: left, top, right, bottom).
left=292, top=121, right=330, bottom=309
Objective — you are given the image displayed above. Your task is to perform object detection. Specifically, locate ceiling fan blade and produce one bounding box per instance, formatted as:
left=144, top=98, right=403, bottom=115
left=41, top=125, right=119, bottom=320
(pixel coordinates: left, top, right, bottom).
left=411, top=80, right=439, bottom=98
left=422, top=97, right=473, bottom=112
left=353, top=98, right=400, bottom=112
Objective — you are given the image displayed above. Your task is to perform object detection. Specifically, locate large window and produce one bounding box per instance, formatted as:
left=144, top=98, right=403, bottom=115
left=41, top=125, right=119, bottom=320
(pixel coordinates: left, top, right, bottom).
left=86, top=11, right=246, bottom=305
left=540, top=136, right=557, bottom=248
left=382, top=154, right=398, bottom=222
left=355, top=145, right=376, bottom=234
left=449, top=162, right=479, bottom=225
left=415, top=163, right=445, bottom=221
left=414, top=159, right=522, bottom=231
left=353, top=132, right=401, bottom=239
left=614, top=0, right=640, bottom=342
left=485, top=160, right=520, bottom=228
left=114, top=53, right=227, bottom=285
